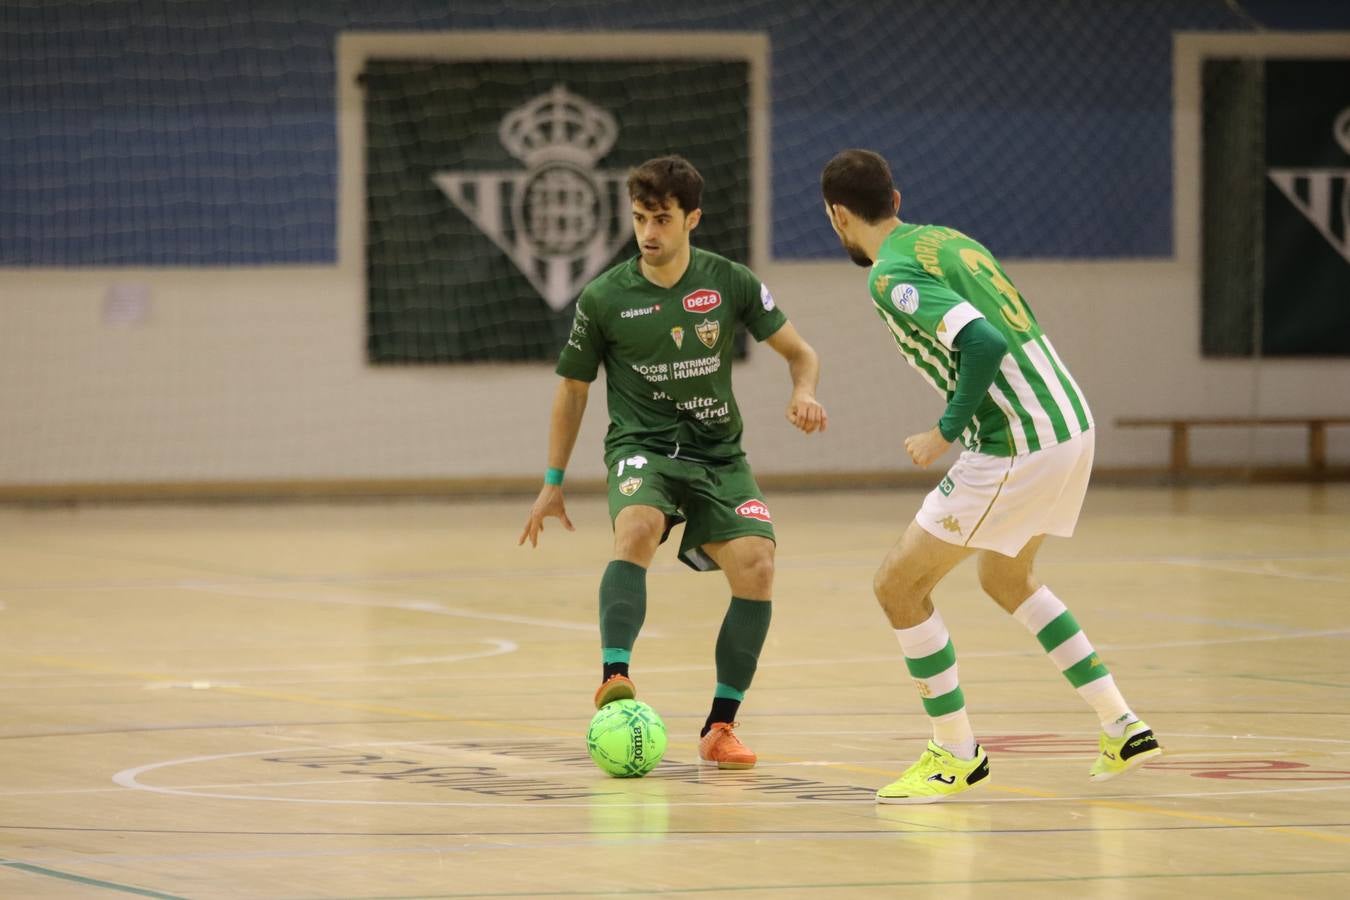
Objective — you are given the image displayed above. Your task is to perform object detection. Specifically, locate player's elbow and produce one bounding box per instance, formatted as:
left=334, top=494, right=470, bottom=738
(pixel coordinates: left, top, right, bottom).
left=559, top=377, right=591, bottom=397
left=987, top=329, right=1009, bottom=355
left=958, top=319, right=1008, bottom=356
left=785, top=339, right=819, bottom=370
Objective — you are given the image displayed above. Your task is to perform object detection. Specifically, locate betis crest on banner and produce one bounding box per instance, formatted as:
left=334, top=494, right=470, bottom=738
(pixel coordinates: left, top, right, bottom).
left=362, top=57, right=752, bottom=364
left=433, top=86, right=633, bottom=312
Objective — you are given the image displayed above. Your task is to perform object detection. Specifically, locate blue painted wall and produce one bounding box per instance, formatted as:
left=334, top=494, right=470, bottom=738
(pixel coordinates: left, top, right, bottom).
left=2, top=1, right=1347, bottom=265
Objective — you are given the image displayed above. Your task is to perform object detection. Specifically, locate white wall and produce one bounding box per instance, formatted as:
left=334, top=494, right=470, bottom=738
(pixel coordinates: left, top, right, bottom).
left=3, top=30, right=1346, bottom=490
left=1, top=256, right=1346, bottom=487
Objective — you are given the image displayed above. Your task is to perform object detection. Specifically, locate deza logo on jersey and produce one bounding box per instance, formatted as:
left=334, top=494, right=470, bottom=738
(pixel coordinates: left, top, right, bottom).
left=736, top=499, right=772, bottom=522
left=683, top=289, right=721, bottom=314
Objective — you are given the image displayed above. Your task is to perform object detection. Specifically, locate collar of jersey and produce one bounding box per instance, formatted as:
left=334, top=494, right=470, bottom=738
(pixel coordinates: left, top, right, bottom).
left=628, top=247, right=700, bottom=291
left=887, top=222, right=923, bottom=243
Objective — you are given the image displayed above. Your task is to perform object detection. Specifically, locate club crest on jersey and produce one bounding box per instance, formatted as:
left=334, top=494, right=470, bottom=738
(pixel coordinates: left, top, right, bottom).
left=892, top=283, right=920, bottom=314
left=696, top=318, right=720, bottom=349
left=735, top=499, right=771, bottom=522
left=671, top=326, right=685, bottom=349
left=683, top=289, right=721, bottom=314
left=619, top=476, right=643, bottom=496
left=760, top=283, right=776, bottom=311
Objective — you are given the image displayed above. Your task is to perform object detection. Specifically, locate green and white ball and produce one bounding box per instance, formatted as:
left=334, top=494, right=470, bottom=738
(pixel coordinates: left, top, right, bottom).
left=587, top=699, right=668, bottom=777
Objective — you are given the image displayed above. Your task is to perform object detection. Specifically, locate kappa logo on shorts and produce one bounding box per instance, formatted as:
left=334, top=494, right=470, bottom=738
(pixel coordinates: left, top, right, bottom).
left=619, top=476, right=643, bottom=496
left=939, top=515, right=962, bottom=535
left=682, top=289, right=721, bottom=314
left=735, top=499, right=772, bottom=522
left=938, top=476, right=955, bottom=496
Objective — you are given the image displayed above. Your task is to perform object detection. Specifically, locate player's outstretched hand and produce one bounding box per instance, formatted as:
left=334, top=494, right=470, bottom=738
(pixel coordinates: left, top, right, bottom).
left=787, top=392, right=828, bottom=434
left=519, top=485, right=575, bottom=547
left=903, top=427, right=951, bottom=468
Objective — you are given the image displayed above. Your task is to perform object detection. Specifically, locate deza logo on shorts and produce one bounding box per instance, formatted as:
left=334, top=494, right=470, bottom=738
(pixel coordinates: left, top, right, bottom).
left=735, top=499, right=772, bottom=522
left=682, top=289, right=721, bottom=314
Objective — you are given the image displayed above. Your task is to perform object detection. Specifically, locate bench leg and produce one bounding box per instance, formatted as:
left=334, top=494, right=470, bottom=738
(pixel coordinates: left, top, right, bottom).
left=1170, top=424, right=1189, bottom=474
left=1309, top=422, right=1326, bottom=472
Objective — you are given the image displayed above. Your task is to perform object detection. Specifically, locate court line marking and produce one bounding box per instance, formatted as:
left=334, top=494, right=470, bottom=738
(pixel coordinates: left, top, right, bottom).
left=288, top=869, right=1350, bottom=898
left=10, top=827, right=1350, bottom=867
left=0, top=748, right=1332, bottom=798
left=818, top=760, right=1350, bottom=847
left=0, top=778, right=374, bottom=798
left=108, top=740, right=1350, bottom=814
left=8, top=626, right=1348, bottom=686
left=20, top=626, right=1350, bottom=849
left=181, top=583, right=605, bottom=634
left=0, top=858, right=184, bottom=899
left=0, top=546, right=1344, bottom=595
left=5, top=822, right=1349, bottom=838
left=152, top=638, right=519, bottom=675
left=1159, top=559, right=1350, bottom=584
left=20, top=653, right=579, bottom=738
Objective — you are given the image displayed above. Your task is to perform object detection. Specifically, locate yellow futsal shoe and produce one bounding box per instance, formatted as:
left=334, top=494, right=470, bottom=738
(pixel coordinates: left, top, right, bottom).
left=1089, top=720, right=1162, bottom=781
left=876, top=741, right=990, bottom=805
left=593, top=674, right=636, bottom=709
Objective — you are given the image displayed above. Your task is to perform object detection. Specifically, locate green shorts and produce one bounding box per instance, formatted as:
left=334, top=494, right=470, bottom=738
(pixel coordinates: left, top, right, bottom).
left=605, top=448, right=776, bottom=572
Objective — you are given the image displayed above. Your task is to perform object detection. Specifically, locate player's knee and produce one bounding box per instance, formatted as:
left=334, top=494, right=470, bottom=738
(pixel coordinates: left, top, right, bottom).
left=613, top=520, right=662, bottom=562
left=735, top=546, right=775, bottom=597
left=873, top=558, right=919, bottom=608
left=977, top=561, right=1036, bottom=607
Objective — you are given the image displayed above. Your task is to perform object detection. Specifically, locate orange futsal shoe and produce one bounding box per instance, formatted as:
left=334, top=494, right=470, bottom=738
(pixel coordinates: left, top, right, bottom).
left=593, top=674, right=636, bottom=709
left=699, top=722, right=757, bottom=769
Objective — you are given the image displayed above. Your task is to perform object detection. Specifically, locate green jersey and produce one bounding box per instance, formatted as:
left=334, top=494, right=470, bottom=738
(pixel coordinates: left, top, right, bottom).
left=869, top=223, right=1093, bottom=457
left=557, top=247, right=787, bottom=464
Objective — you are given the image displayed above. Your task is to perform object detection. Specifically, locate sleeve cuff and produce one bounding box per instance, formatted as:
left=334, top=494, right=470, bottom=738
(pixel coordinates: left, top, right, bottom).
left=750, top=313, right=787, bottom=342
left=936, top=301, right=984, bottom=351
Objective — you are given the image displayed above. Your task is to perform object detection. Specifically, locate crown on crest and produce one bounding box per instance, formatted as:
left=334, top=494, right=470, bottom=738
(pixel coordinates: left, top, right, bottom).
left=499, top=84, right=618, bottom=168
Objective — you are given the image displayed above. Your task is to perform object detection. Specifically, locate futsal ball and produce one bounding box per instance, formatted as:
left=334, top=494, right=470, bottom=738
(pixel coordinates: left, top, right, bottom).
left=587, top=699, right=668, bottom=777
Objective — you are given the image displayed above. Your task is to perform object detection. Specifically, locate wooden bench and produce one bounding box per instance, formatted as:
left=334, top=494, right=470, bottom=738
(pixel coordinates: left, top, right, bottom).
left=1115, top=417, right=1350, bottom=475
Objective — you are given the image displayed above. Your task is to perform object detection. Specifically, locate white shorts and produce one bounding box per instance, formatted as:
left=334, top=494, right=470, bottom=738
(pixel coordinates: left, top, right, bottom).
left=916, top=430, right=1095, bottom=558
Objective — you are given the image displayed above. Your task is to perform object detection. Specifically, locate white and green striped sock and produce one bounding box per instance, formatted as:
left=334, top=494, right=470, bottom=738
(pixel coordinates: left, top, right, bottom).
left=1014, top=586, right=1135, bottom=736
left=896, top=610, right=977, bottom=759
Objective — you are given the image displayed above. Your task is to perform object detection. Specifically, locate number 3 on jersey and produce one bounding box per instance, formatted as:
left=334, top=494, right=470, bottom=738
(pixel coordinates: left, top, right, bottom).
left=959, top=248, right=1032, bottom=333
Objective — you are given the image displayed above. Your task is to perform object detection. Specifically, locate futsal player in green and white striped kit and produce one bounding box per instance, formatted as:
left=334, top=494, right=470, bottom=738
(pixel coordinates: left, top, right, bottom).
left=820, top=149, right=1161, bottom=803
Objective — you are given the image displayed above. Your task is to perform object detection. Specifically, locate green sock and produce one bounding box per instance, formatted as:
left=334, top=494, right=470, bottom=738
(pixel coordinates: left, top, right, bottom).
left=714, top=596, right=772, bottom=695
left=599, top=560, right=647, bottom=664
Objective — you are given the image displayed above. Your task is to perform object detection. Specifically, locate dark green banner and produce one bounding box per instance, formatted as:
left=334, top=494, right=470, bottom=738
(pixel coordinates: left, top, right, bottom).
left=1203, top=57, right=1350, bottom=357
left=363, top=58, right=751, bottom=363
left=1263, top=59, right=1350, bottom=356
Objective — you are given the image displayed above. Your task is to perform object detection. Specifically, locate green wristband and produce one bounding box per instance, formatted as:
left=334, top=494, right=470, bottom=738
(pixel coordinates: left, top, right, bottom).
left=544, top=467, right=565, bottom=486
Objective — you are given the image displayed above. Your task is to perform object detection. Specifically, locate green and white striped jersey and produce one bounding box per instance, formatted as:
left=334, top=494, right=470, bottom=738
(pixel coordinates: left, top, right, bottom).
left=868, top=223, right=1092, bottom=457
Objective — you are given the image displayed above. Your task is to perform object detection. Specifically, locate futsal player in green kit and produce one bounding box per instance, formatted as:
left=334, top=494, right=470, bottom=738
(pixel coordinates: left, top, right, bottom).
left=520, top=156, right=827, bottom=768
left=820, top=149, right=1162, bottom=802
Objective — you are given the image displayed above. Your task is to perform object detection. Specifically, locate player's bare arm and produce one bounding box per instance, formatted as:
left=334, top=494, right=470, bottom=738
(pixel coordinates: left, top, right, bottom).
left=764, top=322, right=828, bottom=434
left=519, top=377, right=590, bottom=547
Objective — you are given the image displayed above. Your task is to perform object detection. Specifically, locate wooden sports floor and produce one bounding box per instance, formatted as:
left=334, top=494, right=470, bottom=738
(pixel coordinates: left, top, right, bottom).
left=2, top=485, right=1348, bottom=899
